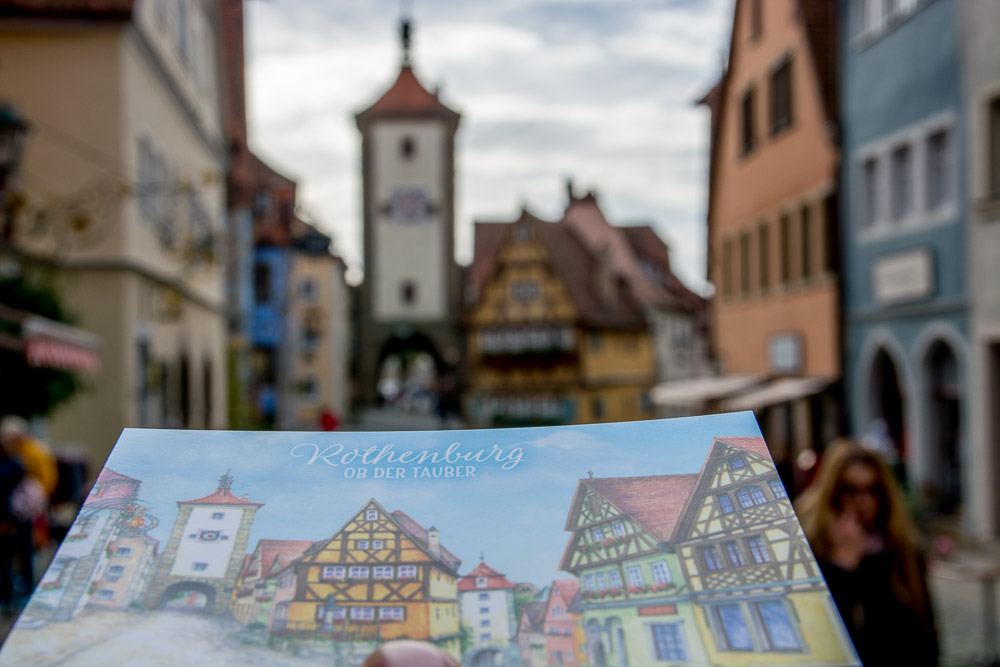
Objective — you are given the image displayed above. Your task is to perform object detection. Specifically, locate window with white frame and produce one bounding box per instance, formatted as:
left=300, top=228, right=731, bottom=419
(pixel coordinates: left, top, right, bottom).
left=891, top=144, right=913, bottom=222
left=357, top=540, right=369, bottom=549
left=380, top=607, right=405, bottom=621
left=652, top=561, right=672, bottom=585
left=861, top=156, right=880, bottom=229
left=349, top=566, right=369, bottom=579
left=115, top=547, right=133, bottom=558
left=926, top=128, right=953, bottom=212
left=609, top=569, right=623, bottom=589
left=651, top=623, right=688, bottom=661
left=366, top=509, right=378, bottom=521
left=322, top=566, right=345, bottom=580
left=350, top=607, right=374, bottom=620
left=583, top=574, right=595, bottom=591
left=612, top=522, right=626, bottom=537
left=374, top=566, right=393, bottom=580
left=372, top=540, right=384, bottom=550
left=478, top=592, right=489, bottom=601
left=626, top=566, right=644, bottom=587
left=595, top=571, right=607, bottom=590
left=398, top=565, right=417, bottom=579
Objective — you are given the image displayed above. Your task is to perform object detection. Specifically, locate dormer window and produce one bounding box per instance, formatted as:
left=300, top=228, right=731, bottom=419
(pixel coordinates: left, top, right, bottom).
left=476, top=576, right=488, bottom=588
left=366, top=509, right=378, bottom=521
left=728, top=455, right=746, bottom=471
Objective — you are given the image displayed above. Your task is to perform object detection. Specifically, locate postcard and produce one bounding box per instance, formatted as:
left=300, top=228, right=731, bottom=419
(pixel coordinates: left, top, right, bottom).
left=0, top=412, right=859, bottom=666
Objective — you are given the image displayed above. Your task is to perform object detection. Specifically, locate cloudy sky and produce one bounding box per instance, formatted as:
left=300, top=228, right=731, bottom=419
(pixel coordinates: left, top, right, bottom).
left=245, top=0, right=734, bottom=289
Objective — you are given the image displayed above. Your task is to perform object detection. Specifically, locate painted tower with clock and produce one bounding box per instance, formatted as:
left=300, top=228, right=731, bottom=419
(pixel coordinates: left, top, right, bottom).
left=355, top=18, right=463, bottom=403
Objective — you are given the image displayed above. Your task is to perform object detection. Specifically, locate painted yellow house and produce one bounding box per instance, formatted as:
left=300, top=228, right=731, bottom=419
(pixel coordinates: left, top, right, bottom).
left=466, top=209, right=655, bottom=427
left=280, top=499, right=462, bottom=659
left=673, top=437, right=856, bottom=666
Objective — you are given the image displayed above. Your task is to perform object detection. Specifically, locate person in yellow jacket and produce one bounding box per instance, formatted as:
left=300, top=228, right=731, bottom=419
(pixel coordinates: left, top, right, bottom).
left=0, top=416, right=57, bottom=498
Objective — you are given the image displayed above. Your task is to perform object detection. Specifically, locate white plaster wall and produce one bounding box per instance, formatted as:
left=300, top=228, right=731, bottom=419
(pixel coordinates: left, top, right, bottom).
left=371, top=121, right=448, bottom=322
left=170, top=506, right=243, bottom=579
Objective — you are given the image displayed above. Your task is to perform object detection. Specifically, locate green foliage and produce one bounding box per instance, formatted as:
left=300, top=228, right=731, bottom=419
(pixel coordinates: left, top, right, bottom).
left=0, top=275, right=83, bottom=418
left=459, top=623, right=474, bottom=655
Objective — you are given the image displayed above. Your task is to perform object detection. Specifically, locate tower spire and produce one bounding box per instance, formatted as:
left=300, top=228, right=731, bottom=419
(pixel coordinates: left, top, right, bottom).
left=217, top=469, right=233, bottom=492
left=400, top=14, right=413, bottom=67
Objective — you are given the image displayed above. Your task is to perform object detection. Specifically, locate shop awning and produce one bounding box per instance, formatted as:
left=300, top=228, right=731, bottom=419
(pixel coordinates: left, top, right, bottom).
left=724, top=376, right=829, bottom=412
left=0, top=304, right=101, bottom=374
left=651, top=375, right=764, bottom=407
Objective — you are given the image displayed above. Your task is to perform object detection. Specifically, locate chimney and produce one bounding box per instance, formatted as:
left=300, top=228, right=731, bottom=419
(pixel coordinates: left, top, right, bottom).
left=427, top=526, right=441, bottom=558
left=565, top=176, right=575, bottom=204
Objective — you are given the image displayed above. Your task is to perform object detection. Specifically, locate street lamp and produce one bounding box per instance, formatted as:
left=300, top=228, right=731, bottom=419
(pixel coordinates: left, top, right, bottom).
left=0, top=103, right=30, bottom=242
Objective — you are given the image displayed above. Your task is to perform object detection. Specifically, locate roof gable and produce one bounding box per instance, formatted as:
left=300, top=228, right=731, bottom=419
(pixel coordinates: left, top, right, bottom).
left=356, top=66, right=460, bottom=126
left=458, top=560, right=516, bottom=591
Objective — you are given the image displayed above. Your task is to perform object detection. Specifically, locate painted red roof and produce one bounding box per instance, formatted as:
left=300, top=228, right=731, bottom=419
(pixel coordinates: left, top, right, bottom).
left=550, top=579, right=580, bottom=607
left=95, top=468, right=139, bottom=484
left=390, top=509, right=461, bottom=571
left=356, top=66, right=459, bottom=123
left=716, top=436, right=771, bottom=460
left=458, top=561, right=516, bottom=591
left=250, top=539, right=314, bottom=579
left=178, top=488, right=264, bottom=507
left=581, top=474, right=699, bottom=542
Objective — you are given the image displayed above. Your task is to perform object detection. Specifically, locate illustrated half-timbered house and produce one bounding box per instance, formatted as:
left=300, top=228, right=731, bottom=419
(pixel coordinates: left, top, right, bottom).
left=543, top=579, right=582, bottom=667
left=231, top=539, right=313, bottom=625
left=559, top=474, right=709, bottom=666
left=279, top=499, right=462, bottom=660
left=517, top=600, right=548, bottom=667
left=674, top=437, right=855, bottom=666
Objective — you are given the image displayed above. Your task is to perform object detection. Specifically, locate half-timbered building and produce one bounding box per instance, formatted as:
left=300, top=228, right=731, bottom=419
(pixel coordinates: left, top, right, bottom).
left=231, top=539, right=313, bottom=625
left=559, top=474, right=709, bottom=666
left=516, top=600, right=547, bottom=667
left=673, top=437, right=855, bottom=665
left=278, top=499, right=462, bottom=660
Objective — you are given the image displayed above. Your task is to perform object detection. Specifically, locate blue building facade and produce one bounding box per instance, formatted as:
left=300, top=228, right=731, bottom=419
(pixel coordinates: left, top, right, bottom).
left=251, top=245, right=293, bottom=427
left=841, top=0, right=969, bottom=523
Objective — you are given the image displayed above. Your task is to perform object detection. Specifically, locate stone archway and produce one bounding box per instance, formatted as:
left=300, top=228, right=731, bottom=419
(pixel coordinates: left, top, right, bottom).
left=158, top=581, right=216, bottom=612
left=867, top=348, right=906, bottom=462
left=375, top=330, right=447, bottom=413
left=466, top=646, right=504, bottom=667
left=923, top=339, right=963, bottom=514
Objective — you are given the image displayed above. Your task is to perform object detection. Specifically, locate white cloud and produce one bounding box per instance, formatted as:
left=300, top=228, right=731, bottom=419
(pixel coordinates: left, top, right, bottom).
left=521, top=430, right=613, bottom=452
left=246, top=0, right=735, bottom=289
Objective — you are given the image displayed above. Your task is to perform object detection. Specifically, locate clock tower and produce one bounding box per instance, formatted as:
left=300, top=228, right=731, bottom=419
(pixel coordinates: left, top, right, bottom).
left=355, top=18, right=462, bottom=404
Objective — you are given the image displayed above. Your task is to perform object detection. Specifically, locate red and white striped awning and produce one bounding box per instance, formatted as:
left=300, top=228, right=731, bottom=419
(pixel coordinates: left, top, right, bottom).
left=21, top=315, right=101, bottom=374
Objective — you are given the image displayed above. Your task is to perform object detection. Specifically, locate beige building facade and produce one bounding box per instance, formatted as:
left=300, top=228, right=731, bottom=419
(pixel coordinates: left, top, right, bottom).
left=0, top=1, right=228, bottom=466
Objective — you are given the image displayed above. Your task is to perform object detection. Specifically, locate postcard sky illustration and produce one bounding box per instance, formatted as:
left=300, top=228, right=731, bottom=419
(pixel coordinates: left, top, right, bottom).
left=0, top=412, right=860, bottom=667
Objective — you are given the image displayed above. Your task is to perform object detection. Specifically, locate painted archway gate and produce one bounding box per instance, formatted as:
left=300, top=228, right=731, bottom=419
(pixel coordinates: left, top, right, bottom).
left=1, top=415, right=858, bottom=666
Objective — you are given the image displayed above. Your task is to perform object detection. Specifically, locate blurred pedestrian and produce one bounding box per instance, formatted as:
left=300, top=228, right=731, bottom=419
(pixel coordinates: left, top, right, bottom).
left=0, top=439, right=24, bottom=615
left=1, top=415, right=57, bottom=558
left=795, top=439, right=938, bottom=666
left=319, top=406, right=340, bottom=431
left=362, top=640, right=458, bottom=667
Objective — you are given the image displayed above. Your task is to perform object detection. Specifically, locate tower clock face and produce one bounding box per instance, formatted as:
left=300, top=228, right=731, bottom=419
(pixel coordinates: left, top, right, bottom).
left=384, top=186, right=434, bottom=224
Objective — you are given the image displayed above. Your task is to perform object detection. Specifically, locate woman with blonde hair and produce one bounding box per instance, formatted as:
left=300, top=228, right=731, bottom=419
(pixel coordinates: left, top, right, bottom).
left=795, top=438, right=938, bottom=666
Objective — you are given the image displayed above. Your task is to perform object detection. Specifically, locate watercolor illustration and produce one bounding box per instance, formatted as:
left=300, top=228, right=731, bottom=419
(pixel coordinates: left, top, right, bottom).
left=0, top=413, right=859, bottom=666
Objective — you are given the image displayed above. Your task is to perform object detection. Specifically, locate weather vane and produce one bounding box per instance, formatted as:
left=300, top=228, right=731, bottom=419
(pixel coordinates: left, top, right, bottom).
left=400, top=0, right=414, bottom=66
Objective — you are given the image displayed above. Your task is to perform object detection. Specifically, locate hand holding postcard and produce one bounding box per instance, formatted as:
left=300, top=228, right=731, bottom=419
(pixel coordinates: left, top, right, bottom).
left=0, top=412, right=859, bottom=666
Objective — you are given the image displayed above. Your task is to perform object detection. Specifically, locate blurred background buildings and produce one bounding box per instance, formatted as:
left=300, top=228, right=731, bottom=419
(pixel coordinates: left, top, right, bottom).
left=0, top=0, right=997, bottom=562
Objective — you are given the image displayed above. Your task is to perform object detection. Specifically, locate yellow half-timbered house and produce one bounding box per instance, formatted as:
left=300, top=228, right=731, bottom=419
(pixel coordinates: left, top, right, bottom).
left=278, top=499, right=462, bottom=659
left=674, top=437, right=856, bottom=665
left=466, top=209, right=655, bottom=427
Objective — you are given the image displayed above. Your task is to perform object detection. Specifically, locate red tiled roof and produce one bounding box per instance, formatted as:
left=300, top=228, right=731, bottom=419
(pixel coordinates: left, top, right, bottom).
left=356, top=66, right=459, bottom=125
left=458, top=561, right=516, bottom=591
left=178, top=488, right=264, bottom=507
left=521, top=601, right=547, bottom=632
left=96, top=468, right=139, bottom=484
left=251, top=539, right=314, bottom=579
left=550, top=579, right=580, bottom=607
left=390, top=509, right=461, bottom=572
left=716, top=436, right=771, bottom=460
left=579, top=474, right=699, bottom=541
